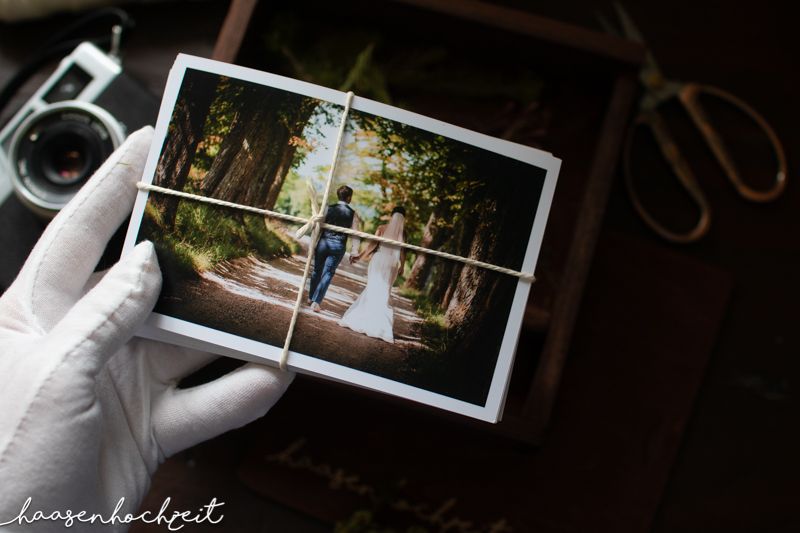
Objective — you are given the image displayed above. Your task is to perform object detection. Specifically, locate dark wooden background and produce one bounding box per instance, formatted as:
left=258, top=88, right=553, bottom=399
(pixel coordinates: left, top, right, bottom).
left=0, top=1, right=797, bottom=532
left=604, top=3, right=800, bottom=531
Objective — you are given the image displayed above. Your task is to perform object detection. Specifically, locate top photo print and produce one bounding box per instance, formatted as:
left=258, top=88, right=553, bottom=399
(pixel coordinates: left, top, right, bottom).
left=125, top=57, right=559, bottom=422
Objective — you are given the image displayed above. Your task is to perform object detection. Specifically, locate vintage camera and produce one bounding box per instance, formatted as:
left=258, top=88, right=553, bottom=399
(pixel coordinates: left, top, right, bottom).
left=0, top=41, right=158, bottom=217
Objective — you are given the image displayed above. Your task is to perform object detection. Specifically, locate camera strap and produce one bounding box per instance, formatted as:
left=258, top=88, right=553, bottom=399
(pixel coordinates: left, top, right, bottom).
left=0, top=8, right=133, bottom=116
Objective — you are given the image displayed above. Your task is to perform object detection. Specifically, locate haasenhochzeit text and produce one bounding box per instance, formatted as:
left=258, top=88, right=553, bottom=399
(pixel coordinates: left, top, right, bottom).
left=0, top=496, right=224, bottom=531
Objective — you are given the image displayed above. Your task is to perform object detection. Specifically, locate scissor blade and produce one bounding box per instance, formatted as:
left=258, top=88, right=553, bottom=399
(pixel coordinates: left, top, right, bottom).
left=612, top=2, right=668, bottom=90
left=613, top=1, right=646, bottom=43
left=596, top=11, right=619, bottom=37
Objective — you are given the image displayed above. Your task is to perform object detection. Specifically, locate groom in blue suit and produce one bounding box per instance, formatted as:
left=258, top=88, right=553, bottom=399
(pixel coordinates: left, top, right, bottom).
left=307, top=185, right=360, bottom=312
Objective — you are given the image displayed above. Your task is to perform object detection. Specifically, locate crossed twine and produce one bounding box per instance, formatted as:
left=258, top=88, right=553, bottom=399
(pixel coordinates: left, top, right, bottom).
left=137, top=91, right=535, bottom=370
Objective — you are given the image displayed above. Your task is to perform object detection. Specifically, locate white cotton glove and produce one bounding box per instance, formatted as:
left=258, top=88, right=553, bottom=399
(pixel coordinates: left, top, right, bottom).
left=0, top=126, right=293, bottom=530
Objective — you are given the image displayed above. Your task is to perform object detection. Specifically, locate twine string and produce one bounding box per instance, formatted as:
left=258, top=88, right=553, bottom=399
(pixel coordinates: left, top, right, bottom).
left=137, top=90, right=536, bottom=371
left=136, top=183, right=536, bottom=281
left=278, top=90, right=355, bottom=369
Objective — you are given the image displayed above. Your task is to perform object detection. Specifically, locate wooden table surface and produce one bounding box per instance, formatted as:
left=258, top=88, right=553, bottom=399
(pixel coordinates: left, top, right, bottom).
left=1, top=1, right=797, bottom=532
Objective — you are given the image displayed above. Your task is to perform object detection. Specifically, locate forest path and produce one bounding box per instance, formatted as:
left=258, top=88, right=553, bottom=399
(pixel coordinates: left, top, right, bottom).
left=167, top=244, right=429, bottom=378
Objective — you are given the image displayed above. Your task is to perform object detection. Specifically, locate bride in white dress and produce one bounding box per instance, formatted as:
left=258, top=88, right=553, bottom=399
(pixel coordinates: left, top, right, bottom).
left=339, top=206, right=406, bottom=343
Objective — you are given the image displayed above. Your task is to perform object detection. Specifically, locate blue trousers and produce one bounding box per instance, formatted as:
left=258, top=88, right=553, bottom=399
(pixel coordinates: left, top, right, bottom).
left=309, top=236, right=345, bottom=304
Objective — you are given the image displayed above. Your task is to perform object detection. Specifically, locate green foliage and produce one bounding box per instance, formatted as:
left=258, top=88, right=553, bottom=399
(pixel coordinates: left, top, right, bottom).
left=332, top=111, right=482, bottom=251
left=261, top=12, right=543, bottom=105
left=263, top=13, right=392, bottom=102
left=275, top=169, right=314, bottom=218
left=335, top=510, right=428, bottom=533
left=261, top=13, right=387, bottom=182
left=193, top=77, right=243, bottom=172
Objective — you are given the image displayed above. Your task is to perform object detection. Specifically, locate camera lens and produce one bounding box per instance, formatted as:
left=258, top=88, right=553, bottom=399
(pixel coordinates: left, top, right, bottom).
left=9, top=102, right=124, bottom=216
left=36, top=127, right=103, bottom=187
left=45, top=136, right=89, bottom=185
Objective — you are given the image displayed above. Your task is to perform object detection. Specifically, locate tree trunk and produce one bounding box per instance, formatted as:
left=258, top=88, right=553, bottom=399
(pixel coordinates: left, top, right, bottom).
left=404, top=209, right=449, bottom=291
left=428, top=260, right=454, bottom=308
left=444, top=196, right=503, bottom=330
left=442, top=173, right=533, bottom=355
left=440, top=263, right=461, bottom=311
left=264, top=143, right=298, bottom=209
left=154, top=70, right=219, bottom=228
left=435, top=205, right=477, bottom=310
left=201, top=88, right=315, bottom=209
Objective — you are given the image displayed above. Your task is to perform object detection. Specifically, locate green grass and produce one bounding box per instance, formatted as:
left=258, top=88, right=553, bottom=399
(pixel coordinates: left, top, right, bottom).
left=142, top=199, right=299, bottom=281
left=152, top=235, right=206, bottom=280
left=398, top=287, right=445, bottom=322
left=398, top=287, right=450, bottom=355
left=245, top=217, right=299, bottom=259
left=173, top=201, right=249, bottom=264
left=335, top=510, right=429, bottom=533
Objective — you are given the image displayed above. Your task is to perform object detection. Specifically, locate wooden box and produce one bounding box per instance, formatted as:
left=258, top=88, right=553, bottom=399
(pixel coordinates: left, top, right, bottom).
left=210, top=0, right=643, bottom=444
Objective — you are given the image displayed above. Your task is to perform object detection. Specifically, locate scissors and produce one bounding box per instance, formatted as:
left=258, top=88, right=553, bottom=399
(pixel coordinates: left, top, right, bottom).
left=599, top=3, right=788, bottom=243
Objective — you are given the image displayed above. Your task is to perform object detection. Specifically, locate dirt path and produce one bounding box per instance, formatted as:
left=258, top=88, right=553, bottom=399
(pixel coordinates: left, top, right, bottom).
left=158, top=248, right=428, bottom=380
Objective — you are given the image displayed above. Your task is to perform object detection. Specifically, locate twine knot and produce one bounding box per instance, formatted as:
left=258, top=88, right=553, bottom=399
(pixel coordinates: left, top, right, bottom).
left=294, top=181, right=323, bottom=239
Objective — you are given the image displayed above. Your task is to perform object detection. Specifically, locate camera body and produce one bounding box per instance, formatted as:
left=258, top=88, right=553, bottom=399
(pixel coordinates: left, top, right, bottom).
left=0, top=42, right=158, bottom=217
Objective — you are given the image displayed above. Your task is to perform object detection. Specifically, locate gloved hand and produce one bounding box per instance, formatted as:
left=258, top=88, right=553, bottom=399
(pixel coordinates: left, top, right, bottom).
left=0, top=126, right=293, bottom=530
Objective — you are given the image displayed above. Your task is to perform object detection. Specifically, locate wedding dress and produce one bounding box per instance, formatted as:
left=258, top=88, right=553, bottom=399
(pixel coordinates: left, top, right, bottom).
left=339, top=212, right=405, bottom=343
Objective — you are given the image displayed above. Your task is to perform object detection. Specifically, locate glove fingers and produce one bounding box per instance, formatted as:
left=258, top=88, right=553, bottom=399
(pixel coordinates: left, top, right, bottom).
left=45, top=241, right=161, bottom=377
left=153, top=364, right=294, bottom=457
left=22, top=126, right=154, bottom=332
left=149, top=345, right=220, bottom=384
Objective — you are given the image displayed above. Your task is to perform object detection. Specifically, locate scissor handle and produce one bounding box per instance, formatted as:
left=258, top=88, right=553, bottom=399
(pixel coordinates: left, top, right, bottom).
left=624, top=111, right=712, bottom=243
left=680, top=83, right=787, bottom=202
